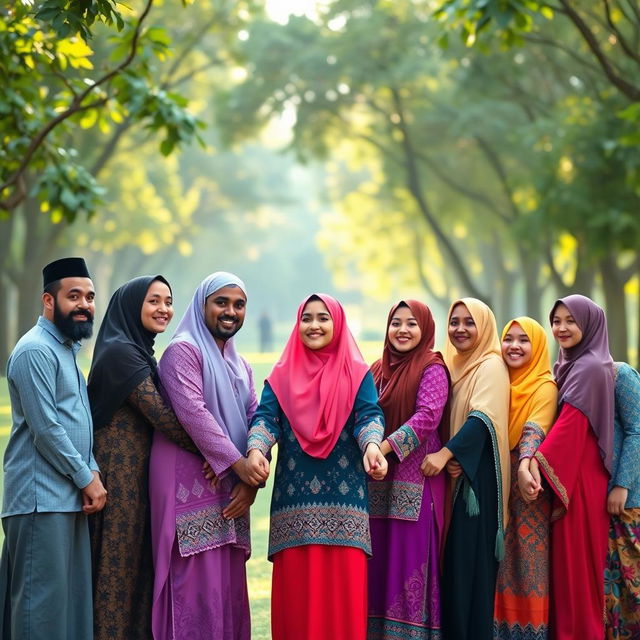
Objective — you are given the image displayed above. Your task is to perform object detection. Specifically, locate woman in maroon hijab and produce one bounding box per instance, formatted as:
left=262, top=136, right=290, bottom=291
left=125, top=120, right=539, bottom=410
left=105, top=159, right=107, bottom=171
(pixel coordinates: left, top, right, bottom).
left=530, top=295, right=614, bottom=640
left=367, top=300, right=450, bottom=639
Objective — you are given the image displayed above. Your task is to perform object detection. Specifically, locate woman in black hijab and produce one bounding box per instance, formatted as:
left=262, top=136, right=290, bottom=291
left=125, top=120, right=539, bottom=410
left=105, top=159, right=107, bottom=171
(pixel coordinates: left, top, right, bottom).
left=88, top=276, right=197, bottom=640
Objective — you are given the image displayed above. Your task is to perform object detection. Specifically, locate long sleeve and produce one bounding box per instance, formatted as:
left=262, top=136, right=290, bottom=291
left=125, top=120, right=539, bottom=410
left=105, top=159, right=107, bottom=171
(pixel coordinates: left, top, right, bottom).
left=535, top=403, right=590, bottom=513
left=352, top=372, right=385, bottom=453
left=158, top=341, right=243, bottom=477
left=613, top=364, right=640, bottom=491
left=446, top=415, right=490, bottom=483
left=387, top=364, right=448, bottom=462
left=242, top=357, right=259, bottom=423
left=126, top=376, right=198, bottom=454
left=10, top=348, right=94, bottom=489
left=247, top=382, right=282, bottom=455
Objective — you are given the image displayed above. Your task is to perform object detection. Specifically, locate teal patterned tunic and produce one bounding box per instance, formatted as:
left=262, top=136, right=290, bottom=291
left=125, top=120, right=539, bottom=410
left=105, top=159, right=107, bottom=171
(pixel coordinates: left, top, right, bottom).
left=247, top=372, right=384, bottom=559
left=609, top=362, right=640, bottom=508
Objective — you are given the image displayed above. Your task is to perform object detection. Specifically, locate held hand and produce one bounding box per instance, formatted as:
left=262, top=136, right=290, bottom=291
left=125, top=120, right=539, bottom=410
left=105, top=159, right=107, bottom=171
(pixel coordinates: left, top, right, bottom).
left=607, top=486, right=628, bottom=516
left=421, top=447, right=453, bottom=477
left=82, top=471, right=107, bottom=514
left=446, top=460, right=462, bottom=478
left=202, top=460, right=219, bottom=488
left=222, top=482, right=258, bottom=519
left=517, top=464, right=541, bottom=502
left=247, top=449, right=270, bottom=482
left=232, top=456, right=268, bottom=487
left=529, top=457, right=542, bottom=490
left=363, top=443, right=388, bottom=480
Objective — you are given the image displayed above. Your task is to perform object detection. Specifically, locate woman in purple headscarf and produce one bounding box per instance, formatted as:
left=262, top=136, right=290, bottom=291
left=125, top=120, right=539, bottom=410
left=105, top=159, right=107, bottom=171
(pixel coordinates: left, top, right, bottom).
left=529, top=295, right=614, bottom=640
left=149, top=272, right=263, bottom=640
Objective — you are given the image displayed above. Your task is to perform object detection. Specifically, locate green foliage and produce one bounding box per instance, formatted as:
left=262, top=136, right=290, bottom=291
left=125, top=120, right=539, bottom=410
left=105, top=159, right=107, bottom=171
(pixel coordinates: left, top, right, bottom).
left=0, top=1, right=204, bottom=220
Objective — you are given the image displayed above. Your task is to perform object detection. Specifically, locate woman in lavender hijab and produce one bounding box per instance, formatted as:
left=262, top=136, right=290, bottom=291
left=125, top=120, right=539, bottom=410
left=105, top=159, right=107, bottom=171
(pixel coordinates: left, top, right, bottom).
left=149, top=272, right=266, bottom=640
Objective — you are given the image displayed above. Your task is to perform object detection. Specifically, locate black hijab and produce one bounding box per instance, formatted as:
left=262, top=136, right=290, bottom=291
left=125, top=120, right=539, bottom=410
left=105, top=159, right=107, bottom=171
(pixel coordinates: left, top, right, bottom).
left=88, top=275, right=171, bottom=430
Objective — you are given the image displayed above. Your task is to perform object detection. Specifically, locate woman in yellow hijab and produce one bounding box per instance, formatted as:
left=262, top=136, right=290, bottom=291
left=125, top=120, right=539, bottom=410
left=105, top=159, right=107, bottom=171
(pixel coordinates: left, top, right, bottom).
left=422, top=298, right=510, bottom=640
left=493, top=317, right=557, bottom=640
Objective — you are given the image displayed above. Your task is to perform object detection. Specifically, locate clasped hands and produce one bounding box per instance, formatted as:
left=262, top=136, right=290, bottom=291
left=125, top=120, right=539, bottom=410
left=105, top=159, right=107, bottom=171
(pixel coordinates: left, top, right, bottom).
left=421, top=447, right=460, bottom=477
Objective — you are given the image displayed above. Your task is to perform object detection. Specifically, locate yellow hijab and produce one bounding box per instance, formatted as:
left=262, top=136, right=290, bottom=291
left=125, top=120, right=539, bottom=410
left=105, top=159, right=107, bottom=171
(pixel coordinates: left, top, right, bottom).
left=444, top=298, right=511, bottom=530
left=502, top=317, right=557, bottom=450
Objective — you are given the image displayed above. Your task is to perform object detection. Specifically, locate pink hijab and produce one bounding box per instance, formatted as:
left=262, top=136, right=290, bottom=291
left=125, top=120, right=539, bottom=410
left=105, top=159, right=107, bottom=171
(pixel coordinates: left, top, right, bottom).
left=267, top=294, right=370, bottom=459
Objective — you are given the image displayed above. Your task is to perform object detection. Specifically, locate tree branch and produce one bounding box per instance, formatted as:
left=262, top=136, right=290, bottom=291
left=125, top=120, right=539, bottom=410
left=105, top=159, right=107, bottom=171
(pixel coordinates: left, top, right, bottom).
left=559, top=0, right=640, bottom=100
left=0, top=0, right=155, bottom=212
left=390, top=87, right=488, bottom=301
left=474, top=135, right=522, bottom=221
left=603, top=0, right=640, bottom=64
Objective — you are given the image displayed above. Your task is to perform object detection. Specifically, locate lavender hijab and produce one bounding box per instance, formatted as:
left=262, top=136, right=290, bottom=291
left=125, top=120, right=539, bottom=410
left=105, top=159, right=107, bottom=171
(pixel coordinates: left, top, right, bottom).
left=551, top=294, right=615, bottom=472
left=168, top=271, right=251, bottom=453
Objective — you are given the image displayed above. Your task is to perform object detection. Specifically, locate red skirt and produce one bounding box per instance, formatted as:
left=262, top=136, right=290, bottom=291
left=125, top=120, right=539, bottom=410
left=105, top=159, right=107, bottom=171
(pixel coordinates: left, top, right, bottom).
left=271, top=544, right=367, bottom=640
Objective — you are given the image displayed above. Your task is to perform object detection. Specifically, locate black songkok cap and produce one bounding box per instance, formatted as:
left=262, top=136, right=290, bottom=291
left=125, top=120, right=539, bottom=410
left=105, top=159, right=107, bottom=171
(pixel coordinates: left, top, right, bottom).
left=42, top=257, right=91, bottom=289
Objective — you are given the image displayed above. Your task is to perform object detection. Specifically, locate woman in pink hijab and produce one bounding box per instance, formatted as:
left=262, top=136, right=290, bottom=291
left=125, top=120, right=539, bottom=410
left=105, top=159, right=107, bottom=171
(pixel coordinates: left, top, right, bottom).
left=246, top=294, right=387, bottom=640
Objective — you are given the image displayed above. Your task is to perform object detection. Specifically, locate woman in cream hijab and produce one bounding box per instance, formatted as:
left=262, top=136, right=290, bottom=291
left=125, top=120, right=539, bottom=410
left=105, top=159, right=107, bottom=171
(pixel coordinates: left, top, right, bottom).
left=422, top=298, right=510, bottom=640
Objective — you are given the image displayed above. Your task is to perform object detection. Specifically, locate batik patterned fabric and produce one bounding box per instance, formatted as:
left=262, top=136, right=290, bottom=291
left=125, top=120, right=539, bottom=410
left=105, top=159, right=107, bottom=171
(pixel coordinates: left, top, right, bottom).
left=494, top=447, right=551, bottom=640
left=605, top=362, right=640, bottom=640
left=605, top=509, right=640, bottom=639
left=246, top=373, right=384, bottom=558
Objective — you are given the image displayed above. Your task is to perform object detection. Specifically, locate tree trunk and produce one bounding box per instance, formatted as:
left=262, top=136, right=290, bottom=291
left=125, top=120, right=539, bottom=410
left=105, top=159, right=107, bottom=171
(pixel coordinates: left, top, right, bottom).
left=600, top=256, right=628, bottom=361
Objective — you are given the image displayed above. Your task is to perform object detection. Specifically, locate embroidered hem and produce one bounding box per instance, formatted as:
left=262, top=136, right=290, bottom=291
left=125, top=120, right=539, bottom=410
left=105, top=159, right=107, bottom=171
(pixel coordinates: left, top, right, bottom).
left=534, top=450, right=569, bottom=519
left=388, top=425, right=420, bottom=462
left=368, top=480, right=423, bottom=520
left=269, top=502, right=371, bottom=558
left=176, top=504, right=250, bottom=557
left=368, top=617, right=443, bottom=640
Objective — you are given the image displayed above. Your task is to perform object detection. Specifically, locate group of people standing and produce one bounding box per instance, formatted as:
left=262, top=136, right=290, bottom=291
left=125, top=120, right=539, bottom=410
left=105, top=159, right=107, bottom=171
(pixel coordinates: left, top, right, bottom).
left=0, top=256, right=638, bottom=640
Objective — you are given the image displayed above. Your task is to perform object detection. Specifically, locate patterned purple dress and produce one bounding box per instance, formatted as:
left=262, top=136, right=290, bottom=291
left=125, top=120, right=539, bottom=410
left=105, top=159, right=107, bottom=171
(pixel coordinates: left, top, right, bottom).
left=367, top=364, right=449, bottom=639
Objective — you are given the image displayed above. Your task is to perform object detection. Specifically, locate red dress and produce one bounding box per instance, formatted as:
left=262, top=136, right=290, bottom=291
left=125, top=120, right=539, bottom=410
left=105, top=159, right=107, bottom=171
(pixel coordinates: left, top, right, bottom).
left=535, top=403, right=609, bottom=640
left=271, top=545, right=367, bottom=640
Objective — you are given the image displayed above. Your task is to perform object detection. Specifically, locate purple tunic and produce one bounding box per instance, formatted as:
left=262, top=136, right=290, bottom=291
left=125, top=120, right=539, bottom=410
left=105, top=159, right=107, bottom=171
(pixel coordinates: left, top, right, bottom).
left=367, top=364, right=449, bottom=640
left=149, top=341, right=257, bottom=640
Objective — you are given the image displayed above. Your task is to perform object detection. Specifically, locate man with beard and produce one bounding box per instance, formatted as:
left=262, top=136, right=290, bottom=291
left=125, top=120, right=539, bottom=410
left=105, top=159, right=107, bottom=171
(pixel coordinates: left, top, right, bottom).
left=149, top=271, right=268, bottom=640
left=0, top=257, right=107, bottom=640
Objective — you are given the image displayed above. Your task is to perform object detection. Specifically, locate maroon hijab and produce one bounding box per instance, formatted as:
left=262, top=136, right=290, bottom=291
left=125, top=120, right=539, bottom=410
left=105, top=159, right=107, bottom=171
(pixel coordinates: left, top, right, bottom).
left=371, top=300, right=450, bottom=439
left=550, top=294, right=615, bottom=472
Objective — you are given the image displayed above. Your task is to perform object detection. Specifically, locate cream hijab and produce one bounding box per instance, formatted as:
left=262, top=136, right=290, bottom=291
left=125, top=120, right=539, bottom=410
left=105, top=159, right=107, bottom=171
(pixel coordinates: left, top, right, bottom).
left=444, top=298, right=510, bottom=529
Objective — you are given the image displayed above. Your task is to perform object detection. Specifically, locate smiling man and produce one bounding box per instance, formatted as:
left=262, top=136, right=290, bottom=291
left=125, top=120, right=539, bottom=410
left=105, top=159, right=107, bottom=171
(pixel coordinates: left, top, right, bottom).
left=149, top=271, right=267, bottom=640
left=0, top=257, right=107, bottom=640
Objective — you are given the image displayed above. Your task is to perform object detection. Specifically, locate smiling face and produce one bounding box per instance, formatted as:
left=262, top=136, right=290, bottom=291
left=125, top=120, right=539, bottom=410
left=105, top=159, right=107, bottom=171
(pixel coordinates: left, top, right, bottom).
left=44, top=277, right=96, bottom=341
left=501, top=321, right=533, bottom=369
left=448, top=303, right=478, bottom=352
left=204, top=285, right=247, bottom=349
left=388, top=305, right=422, bottom=353
left=551, top=302, right=583, bottom=349
left=298, top=299, right=334, bottom=350
left=140, top=280, right=174, bottom=334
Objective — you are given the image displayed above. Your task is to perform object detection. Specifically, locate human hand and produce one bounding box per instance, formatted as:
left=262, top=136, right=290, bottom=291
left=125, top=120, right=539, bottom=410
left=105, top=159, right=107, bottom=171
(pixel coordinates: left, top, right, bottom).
left=607, top=486, right=628, bottom=516
left=82, top=471, right=107, bottom=514
left=232, top=455, right=269, bottom=487
left=421, top=448, right=453, bottom=477
left=222, top=482, right=258, bottom=519
left=518, top=458, right=543, bottom=501
left=202, top=460, right=219, bottom=488
left=247, top=449, right=270, bottom=482
left=363, top=443, right=388, bottom=480
left=446, top=460, right=462, bottom=478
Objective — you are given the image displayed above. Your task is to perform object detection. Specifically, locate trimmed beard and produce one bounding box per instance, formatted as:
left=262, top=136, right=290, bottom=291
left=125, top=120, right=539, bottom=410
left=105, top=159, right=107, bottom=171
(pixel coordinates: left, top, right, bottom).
left=53, top=301, right=94, bottom=341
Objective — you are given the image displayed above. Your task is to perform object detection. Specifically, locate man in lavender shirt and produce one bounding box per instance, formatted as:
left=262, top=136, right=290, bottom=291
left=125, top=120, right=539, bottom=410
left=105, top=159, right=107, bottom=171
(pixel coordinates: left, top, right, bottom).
left=149, top=271, right=268, bottom=640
